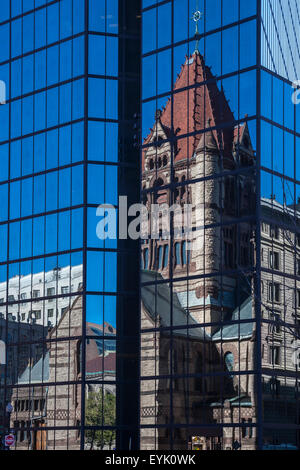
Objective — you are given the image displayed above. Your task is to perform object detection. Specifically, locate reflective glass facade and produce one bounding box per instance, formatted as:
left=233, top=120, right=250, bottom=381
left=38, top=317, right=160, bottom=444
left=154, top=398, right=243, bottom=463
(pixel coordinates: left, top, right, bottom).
left=261, top=0, right=300, bottom=82
left=140, top=0, right=300, bottom=451
left=0, top=0, right=300, bottom=453
left=260, top=0, right=300, bottom=450
left=0, top=0, right=140, bottom=450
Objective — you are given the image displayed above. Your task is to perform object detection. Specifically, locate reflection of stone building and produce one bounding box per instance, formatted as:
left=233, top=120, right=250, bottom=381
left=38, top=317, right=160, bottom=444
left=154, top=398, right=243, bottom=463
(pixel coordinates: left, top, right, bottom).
left=141, top=272, right=255, bottom=450
left=0, top=318, right=46, bottom=435
left=10, top=296, right=116, bottom=450
left=141, top=51, right=300, bottom=450
left=260, top=198, right=300, bottom=447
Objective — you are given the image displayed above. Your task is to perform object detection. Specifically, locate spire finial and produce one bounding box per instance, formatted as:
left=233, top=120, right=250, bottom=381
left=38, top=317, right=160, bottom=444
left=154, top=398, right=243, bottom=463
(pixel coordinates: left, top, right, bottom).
left=192, top=1, right=203, bottom=53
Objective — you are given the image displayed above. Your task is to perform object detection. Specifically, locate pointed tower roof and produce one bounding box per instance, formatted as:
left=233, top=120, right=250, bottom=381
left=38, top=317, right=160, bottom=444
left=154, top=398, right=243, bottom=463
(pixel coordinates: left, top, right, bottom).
left=143, top=52, right=236, bottom=168
left=196, top=118, right=218, bottom=153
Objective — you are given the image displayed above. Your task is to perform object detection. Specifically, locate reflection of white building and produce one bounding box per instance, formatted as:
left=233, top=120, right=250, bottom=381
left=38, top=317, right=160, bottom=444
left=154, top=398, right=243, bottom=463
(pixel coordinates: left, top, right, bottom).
left=0, top=265, right=83, bottom=327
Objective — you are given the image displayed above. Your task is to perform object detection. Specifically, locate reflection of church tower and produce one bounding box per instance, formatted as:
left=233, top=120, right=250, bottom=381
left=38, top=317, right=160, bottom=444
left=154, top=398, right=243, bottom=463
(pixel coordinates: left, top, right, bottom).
left=142, top=50, right=255, bottom=334
left=190, top=120, right=222, bottom=332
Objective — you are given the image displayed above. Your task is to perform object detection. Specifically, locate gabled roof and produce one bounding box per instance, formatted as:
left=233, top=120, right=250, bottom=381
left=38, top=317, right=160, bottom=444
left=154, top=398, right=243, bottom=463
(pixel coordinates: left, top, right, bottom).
left=143, top=52, right=236, bottom=166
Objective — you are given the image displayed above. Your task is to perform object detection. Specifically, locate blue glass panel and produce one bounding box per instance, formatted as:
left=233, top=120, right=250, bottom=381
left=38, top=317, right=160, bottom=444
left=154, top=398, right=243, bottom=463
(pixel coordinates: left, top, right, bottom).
left=22, top=95, right=34, bottom=135
left=206, top=0, right=221, bottom=32
left=11, top=20, right=22, bottom=58
left=157, top=3, right=172, bottom=49
left=71, top=208, right=83, bottom=249
left=10, top=140, right=21, bottom=179
left=34, top=133, right=46, bottom=173
left=35, top=8, right=47, bottom=49
left=11, top=60, right=21, bottom=98
left=74, top=0, right=85, bottom=34
left=20, top=219, right=32, bottom=259
left=60, top=0, right=73, bottom=40
left=47, top=45, right=59, bottom=86
left=73, top=36, right=85, bottom=77
left=0, top=104, right=9, bottom=143
left=240, top=20, right=256, bottom=70
left=223, top=0, right=238, bottom=25
left=88, top=164, right=104, bottom=204
left=222, top=26, right=238, bottom=75
left=45, top=214, right=58, bottom=254
left=0, top=24, right=9, bottom=62
left=10, top=181, right=21, bottom=220
left=21, top=178, right=33, bottom=217
left=46, top=171, right=58, bottom=211
left=32, top=216, right=44, bottom=257
left=72, top=122, right=84, bottom=163
left=0, top=144, right=9, bottom=182
left=59, top=126, right=71, bottom=166
left=12, top=0, right=22, bottom=16
left=0, top=0, right=9, bottom=23
left=23, top=14, right=34, bottom=54
left=59, top=168, right=71, bottom=209
left=9, top=221, right=20, bottom=260
left=72, top=165, right=84, bottom=206
left=47, top=2, right=59, bottom=45
left=35, top=91, right=46, bottom=132
left=33, top=175, right=46, bottom=215
left=22, top=136, right=34, bottom=176
left=23, top=55, right=34, bottom=95
left=0, top=184, right=8, bottom=222
left=58, top=210, right=71, bottom=252
left=35, top=50, right=47, bottom=90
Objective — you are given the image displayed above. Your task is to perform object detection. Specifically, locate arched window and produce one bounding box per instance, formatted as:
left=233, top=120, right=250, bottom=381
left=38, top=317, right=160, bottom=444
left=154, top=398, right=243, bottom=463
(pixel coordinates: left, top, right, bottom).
left=149, top=159, right=154, bottom=170
left=163, top=245, right=169, bottom=268
left=225, top=352, right=234, bottom=376
left=144, top=248, right=149, bottom=269
left=163, top=155, right=168, bottom=167
left=158, top=246, right=163, bottom=270
left=182, top=241, right=187, bottom=265
left=175, top=243, right=181, bottom=266
left=168, top=348, right=178, bottom=390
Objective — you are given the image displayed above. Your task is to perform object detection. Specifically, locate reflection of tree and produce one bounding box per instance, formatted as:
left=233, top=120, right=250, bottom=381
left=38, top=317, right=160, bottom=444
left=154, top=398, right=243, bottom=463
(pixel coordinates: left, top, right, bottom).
left=85, top=391, right=116, bottom=450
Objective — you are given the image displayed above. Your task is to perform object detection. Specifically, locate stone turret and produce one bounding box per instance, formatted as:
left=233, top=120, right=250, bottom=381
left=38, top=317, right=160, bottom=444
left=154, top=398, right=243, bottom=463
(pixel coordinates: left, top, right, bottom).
left=190, top=120, right=222, bottom=333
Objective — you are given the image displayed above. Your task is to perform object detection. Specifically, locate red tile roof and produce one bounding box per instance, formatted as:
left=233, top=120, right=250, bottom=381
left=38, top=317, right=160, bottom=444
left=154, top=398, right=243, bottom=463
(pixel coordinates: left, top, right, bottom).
left=143, top=52, right=238, bottom=168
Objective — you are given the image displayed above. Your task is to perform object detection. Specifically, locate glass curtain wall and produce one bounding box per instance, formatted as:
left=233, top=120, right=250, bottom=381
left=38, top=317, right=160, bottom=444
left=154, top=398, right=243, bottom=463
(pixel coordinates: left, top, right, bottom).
left=0, top=0, right=140, bottom=451
left=141, top=0, right=258, bottom=451
left=260, top=0, right=300, bottom=450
